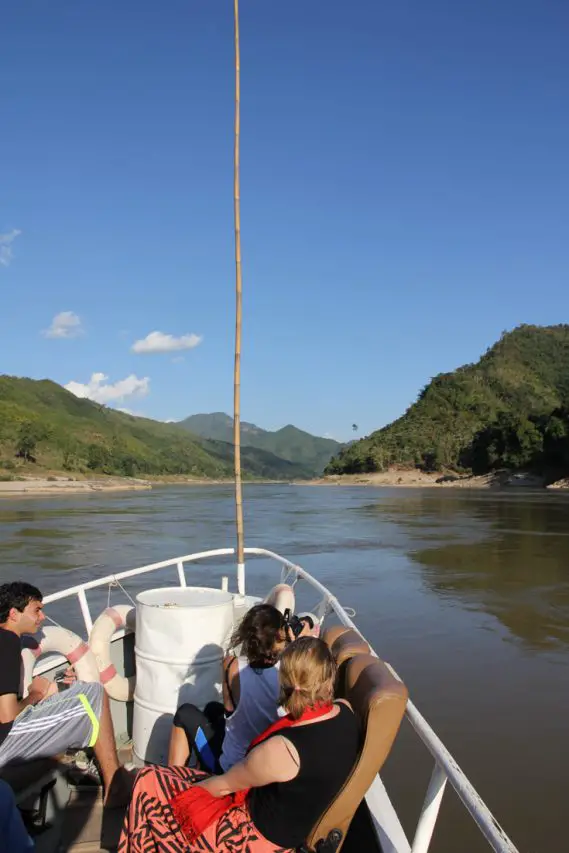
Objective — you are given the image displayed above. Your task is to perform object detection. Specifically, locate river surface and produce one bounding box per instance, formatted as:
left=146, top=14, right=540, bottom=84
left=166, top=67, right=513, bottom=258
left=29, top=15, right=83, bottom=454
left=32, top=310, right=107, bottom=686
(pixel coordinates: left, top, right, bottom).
left=1, top=485, right=568, bottom=852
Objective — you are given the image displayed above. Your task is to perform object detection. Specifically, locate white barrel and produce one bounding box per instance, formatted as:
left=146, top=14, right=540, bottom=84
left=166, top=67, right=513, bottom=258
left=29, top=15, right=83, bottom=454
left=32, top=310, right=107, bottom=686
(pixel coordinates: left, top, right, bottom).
left=133, top=586, right=234, bottom=765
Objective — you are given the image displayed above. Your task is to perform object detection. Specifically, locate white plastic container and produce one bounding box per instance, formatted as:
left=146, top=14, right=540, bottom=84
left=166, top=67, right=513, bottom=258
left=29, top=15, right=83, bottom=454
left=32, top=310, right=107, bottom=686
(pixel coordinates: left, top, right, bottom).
left=133, top=586, right=234, bottom=765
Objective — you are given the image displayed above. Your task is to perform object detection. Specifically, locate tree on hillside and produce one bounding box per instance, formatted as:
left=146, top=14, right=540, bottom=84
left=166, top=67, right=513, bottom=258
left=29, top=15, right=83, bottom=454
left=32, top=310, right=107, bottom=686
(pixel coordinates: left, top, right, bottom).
left=15, top=421, right=48, bottom=462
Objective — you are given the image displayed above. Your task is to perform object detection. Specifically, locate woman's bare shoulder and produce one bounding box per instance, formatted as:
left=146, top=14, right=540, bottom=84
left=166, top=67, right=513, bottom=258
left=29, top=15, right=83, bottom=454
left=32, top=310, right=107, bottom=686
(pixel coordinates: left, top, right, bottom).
left=252, top=735, right=300, bottom=782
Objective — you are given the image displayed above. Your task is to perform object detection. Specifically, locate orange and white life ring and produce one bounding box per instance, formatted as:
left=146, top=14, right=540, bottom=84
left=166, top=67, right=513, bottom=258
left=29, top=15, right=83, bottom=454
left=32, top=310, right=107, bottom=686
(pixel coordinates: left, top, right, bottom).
left=21, top=626, right=100, bottom=695
left=264, top=583, right=295, bottom=616
left=89, top=605, right=136, bottom=702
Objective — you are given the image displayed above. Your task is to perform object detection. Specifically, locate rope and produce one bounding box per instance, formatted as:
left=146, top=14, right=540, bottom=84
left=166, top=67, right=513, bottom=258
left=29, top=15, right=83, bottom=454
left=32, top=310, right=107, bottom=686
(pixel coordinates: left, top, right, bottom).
left=43, top=612, right=67, bottom=631
left=108, top=576, right=137, bottom=608
left=281, top=566, right=300, bottom=589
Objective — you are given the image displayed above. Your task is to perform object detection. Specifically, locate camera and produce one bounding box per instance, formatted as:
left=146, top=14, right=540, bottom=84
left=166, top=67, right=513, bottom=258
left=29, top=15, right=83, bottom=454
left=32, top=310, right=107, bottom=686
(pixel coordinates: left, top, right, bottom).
left=283, top=608, right=314, bottom=639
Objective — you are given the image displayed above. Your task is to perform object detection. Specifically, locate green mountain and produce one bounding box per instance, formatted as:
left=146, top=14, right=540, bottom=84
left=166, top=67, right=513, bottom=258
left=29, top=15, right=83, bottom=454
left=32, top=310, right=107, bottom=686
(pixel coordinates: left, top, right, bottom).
left=0, top=377, right=309, bottom=480
left=179, top=413, right=341, bottom=476
left=327, top=325, right=569, bottom=475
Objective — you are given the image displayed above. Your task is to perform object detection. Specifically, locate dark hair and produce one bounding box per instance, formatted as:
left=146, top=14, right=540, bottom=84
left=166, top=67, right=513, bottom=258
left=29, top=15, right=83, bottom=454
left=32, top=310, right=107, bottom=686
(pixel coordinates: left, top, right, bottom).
left=229, top=604, right=285, bottom=667
left=0, top=582, right=43, bottom=623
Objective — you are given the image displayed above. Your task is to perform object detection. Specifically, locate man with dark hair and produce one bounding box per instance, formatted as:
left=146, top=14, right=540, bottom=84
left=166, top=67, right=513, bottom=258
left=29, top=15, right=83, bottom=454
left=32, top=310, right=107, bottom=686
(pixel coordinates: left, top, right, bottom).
left=0, top=582, right=131, bottom=806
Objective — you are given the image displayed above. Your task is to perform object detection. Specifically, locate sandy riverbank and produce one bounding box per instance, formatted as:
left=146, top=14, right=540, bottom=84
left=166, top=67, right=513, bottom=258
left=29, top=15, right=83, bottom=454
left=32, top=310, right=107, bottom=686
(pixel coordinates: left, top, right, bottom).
left=298, top=469, right=569, bottom=489
left=0, top=475, right=153, bottom=495
left=0, top=474, right=281, bottom=495
left=2, top=470, right=568, bottom=495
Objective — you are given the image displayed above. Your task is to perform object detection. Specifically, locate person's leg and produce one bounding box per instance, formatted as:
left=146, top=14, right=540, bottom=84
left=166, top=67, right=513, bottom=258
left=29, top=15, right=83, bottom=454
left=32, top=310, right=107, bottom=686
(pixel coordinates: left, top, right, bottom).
left=0, top=780, right=34, bottom=852
left=0, top=682, right=103, bottom=771
left=0, top=681, right=130, bottom=806
left=76, top=682, right=133, bottom=806
left=192, top=799, right=296, bottom=853
left=168, top=722, right=191, bottom=766
left=203, top=700, right=226, bottom=760
left=169, top=703, right=225, bottom=772
left=118, top=765, right=206, bottom=853
left=91, top=688, right=120, bottom=789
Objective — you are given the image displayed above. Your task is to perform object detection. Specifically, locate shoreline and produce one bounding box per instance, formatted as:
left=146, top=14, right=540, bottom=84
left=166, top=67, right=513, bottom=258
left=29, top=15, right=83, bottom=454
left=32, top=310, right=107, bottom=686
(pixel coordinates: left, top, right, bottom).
left=0, top=474, right=285, bottom=496
left=2, top=470, right=568, bottom=496
left=0, top=475, right=154, bottom=496
left=296, top=470, right=569, bottom=490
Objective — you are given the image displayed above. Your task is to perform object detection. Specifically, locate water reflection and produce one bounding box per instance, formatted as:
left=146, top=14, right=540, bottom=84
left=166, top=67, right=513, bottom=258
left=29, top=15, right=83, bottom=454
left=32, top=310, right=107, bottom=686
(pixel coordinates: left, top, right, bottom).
left=366, top=491, right=569, bottom=650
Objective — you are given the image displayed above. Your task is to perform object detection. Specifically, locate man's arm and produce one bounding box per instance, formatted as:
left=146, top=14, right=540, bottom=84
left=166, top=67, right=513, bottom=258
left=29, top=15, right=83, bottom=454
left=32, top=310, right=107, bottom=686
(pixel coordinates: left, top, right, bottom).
left=196, top=736, right=300, bottom=797
left=0, top=677, right=57, bottom=724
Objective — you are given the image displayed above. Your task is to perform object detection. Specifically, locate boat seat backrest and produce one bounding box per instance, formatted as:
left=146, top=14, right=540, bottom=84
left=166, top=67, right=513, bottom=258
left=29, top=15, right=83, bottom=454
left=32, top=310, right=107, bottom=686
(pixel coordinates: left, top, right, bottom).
left=322, top=626, right=371, bottom=667
left=322, top=626, right=371, bottom=699
left=304, top=653, right=408, bottom=853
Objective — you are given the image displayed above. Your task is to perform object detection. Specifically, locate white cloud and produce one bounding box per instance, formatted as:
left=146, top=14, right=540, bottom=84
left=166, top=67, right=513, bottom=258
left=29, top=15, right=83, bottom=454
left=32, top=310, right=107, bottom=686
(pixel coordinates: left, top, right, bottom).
left=43, top=311, right=84, bottom=339
left=65, top=372, right=150, bottom=404
left=0, top=229, right=22, bottom=267
left=131, top=331, right=202, bottom=354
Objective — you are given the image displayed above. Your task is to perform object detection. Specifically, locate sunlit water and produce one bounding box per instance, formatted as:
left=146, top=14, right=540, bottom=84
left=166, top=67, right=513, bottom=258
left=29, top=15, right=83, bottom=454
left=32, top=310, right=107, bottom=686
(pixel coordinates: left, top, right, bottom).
left=1, top=484, right=568, bottom=852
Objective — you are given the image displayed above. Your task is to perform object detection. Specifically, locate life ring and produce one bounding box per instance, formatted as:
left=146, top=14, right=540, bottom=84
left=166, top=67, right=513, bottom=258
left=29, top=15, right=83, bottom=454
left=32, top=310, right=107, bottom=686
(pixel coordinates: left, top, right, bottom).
left=89, top=605, right=136, bottom=702
left=21, top=626, right=100, bottom=695
left=264, top=583, right=295, bottom=616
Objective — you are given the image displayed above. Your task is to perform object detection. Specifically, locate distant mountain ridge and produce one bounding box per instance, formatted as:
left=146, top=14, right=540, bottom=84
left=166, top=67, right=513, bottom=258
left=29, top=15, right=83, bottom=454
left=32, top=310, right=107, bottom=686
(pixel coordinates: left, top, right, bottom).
left=0, top=377, right=310, bottom=480
left=179, top=412, right=341, bottom=476
left=327, top=324, right=569, bottom=475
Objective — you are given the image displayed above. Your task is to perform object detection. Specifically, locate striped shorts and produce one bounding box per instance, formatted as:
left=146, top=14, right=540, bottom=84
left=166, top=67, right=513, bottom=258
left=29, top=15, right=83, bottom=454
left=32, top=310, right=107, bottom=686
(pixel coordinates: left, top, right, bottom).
left=0, top=681, right=103, bottom=769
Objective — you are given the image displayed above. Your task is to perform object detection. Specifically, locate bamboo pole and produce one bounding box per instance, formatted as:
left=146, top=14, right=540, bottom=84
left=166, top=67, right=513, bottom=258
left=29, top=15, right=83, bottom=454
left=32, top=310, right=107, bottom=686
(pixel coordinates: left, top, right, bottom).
left=233, top=0, right=245, bottom=593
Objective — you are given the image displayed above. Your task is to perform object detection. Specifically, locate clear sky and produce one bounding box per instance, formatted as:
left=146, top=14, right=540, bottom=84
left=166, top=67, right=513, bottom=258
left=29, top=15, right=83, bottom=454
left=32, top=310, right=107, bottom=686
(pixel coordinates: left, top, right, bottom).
left=1, top=1, right=568, bottom=441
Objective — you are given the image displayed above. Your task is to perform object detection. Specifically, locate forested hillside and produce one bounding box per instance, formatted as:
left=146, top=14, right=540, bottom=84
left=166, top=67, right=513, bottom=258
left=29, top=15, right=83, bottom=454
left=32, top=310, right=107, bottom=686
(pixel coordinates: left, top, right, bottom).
left=327, top=325, right=569, bottom=477
left=0, top=377, right=309, bottom=479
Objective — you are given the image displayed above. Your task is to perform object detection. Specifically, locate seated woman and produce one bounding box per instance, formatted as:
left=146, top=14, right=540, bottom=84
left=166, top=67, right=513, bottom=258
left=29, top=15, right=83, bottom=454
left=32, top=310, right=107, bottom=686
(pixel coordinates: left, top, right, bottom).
left=119, top=637, right=359, bottom=853
left=168, top=604, right=287, bottom=773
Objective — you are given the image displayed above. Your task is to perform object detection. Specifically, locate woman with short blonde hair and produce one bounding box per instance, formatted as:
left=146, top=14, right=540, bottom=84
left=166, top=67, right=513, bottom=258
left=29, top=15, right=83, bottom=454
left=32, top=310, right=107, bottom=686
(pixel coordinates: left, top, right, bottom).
left=119, top=637, right=359, bottom=853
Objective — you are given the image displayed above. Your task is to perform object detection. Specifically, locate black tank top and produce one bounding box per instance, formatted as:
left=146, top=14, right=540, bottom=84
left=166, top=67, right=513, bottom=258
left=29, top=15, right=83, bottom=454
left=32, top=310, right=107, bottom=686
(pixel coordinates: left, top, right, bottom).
left=248, top=703, right=359, bottom=849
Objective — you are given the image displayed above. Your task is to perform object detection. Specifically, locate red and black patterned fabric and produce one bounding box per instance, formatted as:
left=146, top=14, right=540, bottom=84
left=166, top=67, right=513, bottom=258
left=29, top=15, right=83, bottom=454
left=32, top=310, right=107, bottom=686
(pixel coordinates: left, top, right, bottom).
left=118, top=765, right=294, bottom=853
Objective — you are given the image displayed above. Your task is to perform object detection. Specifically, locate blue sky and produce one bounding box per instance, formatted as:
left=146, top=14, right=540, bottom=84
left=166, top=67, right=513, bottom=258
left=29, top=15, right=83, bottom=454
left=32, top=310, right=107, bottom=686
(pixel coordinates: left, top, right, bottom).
left=1, top=1, right=568, bottom=441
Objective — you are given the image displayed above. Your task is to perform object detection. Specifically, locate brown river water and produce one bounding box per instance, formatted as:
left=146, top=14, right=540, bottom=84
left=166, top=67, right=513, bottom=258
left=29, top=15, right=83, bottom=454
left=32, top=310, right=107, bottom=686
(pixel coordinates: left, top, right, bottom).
left=0, top=484, right=567, bottom=852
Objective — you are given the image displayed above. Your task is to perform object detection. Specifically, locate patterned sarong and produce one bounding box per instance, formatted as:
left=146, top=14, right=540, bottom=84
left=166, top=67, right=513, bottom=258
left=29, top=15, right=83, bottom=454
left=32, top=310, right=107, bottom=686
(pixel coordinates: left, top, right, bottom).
left=118, top=765, right=294, bottom=853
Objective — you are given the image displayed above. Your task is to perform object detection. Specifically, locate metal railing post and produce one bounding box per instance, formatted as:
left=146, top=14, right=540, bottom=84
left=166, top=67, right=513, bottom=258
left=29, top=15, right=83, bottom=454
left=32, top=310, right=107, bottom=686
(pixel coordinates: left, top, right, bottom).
left=237, top=560, right=245, bottom=596
left=411, top=763, right=448, bottom=853
left=177, top=561, right=187, bottom=587
left=77, top=589, right=93, bottom=636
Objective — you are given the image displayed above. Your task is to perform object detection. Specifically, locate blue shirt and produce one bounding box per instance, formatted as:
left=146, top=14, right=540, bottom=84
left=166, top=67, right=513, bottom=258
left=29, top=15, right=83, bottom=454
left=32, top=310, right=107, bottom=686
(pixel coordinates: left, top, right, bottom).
left=0, top=780, right=34, bottom=851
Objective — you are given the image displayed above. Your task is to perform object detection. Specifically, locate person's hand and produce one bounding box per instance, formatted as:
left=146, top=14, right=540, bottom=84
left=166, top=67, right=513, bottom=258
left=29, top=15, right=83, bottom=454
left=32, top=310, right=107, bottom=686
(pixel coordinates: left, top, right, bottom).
left=44, top=680, right=58, bottom=698
left=62, top=666, right=77, bottom=684
left=28, top=676, right=57, bottom=703
left=285, top=625, right=296, bottom=643
left=285, top=618, right=315, bottom=643
left=195, top=775, right=226, bottom=798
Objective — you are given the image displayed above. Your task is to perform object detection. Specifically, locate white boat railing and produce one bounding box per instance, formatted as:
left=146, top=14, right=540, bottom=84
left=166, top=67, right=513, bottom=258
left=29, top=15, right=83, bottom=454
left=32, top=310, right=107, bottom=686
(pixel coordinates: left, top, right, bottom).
left=41, top=546, right=519, bottom=853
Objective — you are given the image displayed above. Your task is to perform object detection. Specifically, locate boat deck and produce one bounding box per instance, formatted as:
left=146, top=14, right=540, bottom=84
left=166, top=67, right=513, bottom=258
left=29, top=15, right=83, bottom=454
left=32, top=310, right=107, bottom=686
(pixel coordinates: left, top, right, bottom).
left=17, top=548, right=521, bottom=853
left=34, top=785, right=381, bottom=853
